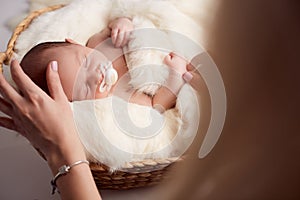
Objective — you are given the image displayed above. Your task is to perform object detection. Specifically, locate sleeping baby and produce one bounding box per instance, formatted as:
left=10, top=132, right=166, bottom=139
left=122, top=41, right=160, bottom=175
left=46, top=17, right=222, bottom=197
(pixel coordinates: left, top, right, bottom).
left=20, top=17, right=190, bottom=113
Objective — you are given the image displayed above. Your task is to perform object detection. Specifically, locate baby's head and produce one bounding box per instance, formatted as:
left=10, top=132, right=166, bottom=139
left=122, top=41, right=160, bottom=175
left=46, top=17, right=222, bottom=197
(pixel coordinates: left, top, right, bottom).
left=20, top=42, right=71, bottom=95
left=21, top=41, right=115, bottom=101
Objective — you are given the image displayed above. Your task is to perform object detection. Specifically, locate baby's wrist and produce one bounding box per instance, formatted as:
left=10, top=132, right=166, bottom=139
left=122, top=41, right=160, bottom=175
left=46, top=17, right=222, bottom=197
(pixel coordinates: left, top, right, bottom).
left=165, top=63, right=188, bottom=76
left=164, top=69, right=185, bottom=95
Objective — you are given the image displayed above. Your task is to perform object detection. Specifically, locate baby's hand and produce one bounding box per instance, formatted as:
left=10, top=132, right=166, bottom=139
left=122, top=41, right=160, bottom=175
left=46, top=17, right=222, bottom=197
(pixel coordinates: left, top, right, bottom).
left=109, top=17, right=133, bottom=48
left=164, top=52, right=188, bottom=75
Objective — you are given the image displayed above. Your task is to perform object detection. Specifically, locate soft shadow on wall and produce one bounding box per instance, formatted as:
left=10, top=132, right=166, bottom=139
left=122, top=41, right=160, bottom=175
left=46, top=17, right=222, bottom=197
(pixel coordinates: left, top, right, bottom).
left=151, top=0, right=300, bottom=199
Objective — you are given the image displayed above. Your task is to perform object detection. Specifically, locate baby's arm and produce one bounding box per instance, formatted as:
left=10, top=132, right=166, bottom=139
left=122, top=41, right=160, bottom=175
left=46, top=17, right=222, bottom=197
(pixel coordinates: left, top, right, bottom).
left=86, top=27, right=111, bottom=48
left=152, top=53, right=188, bottom=113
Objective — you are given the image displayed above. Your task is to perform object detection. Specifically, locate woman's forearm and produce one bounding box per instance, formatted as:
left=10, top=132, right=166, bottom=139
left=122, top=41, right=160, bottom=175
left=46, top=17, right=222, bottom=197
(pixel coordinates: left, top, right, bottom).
left=0, top=61, right=102, bottom=200
left=45, top=123, right=101, bottom=199
left=52, top=159, right=101, bottom=200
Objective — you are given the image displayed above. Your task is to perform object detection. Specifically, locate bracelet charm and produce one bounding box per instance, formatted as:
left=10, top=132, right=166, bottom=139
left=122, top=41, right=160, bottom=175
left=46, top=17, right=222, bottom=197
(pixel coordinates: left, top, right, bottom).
left=51, top=160, right=89, bottom=194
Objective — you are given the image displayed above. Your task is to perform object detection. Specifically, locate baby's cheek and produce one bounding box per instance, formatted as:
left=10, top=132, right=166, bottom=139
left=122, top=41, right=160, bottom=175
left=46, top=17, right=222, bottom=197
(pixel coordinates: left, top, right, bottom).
left=71, top=86, right=87, bottom=101
left=66, top=94, right=73, bottom=101
left=60, top=82, right=74, bottom=101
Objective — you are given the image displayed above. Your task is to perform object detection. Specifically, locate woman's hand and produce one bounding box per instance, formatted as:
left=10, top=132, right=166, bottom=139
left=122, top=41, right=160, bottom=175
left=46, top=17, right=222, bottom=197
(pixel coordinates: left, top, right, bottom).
left=0, top=60, right=86, bottom=171
left=0, top=60, right=101, bottom=199
left=109, top=17, right=134, bottom=48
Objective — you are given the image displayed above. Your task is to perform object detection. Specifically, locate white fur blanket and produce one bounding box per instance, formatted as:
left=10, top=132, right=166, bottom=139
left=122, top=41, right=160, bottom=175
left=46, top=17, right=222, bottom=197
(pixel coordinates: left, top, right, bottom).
left=4, top=0, right=207, bottom=169
left=72, top=91, right=199, bottom=170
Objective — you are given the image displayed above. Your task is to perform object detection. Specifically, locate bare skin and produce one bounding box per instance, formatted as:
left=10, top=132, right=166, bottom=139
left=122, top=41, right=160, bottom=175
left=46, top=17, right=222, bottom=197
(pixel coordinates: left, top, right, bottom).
left=0, top=61, right=101, bottom=200
left=60, top=17, right=190, bottom=112
left=0, top=1, right=299, bottom=199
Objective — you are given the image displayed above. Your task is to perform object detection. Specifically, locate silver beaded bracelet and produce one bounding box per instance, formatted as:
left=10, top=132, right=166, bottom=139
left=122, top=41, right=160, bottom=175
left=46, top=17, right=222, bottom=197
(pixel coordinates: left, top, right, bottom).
left=51, top=160, right=89, bottom=194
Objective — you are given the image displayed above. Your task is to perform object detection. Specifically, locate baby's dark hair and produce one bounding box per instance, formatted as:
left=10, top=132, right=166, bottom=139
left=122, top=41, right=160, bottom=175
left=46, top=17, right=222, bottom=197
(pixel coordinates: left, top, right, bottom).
left=20, top=41, right=73, bottom=94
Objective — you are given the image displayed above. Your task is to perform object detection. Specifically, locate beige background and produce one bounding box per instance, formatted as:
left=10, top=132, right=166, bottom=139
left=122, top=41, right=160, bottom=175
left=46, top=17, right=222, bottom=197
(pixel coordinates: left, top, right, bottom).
left=1, top=0, right=300, bottom=200
left=0, top=1, right=156, bottom=200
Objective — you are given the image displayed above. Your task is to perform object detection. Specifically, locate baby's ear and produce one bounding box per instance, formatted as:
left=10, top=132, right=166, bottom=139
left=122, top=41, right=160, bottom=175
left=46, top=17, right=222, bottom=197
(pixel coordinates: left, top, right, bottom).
left=65, top=38, right=79, bottom=44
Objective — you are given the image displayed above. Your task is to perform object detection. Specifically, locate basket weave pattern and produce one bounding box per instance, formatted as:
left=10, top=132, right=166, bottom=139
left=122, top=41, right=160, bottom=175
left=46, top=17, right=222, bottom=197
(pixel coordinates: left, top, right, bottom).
left=0, top=5, right=179, bottom=190
left=90, top=158, right=178, bottom=189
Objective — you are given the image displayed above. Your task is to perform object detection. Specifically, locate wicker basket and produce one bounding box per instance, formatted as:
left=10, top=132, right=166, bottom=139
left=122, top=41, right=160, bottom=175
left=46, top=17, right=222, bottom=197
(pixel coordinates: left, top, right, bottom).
left=0, top=5, right=181, bottom=190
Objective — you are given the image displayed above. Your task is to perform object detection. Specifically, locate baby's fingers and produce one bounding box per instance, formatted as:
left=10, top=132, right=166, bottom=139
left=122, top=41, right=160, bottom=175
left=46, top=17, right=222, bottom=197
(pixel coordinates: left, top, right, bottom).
left=111, top=28, right=119, bottom=45
left=164, top=52, right=187, bottom=65
left=115, top=31, right=125, bottom=48
left=121, top=32, right=131, bottom=47
left=164, top=53, right=173, bottom=65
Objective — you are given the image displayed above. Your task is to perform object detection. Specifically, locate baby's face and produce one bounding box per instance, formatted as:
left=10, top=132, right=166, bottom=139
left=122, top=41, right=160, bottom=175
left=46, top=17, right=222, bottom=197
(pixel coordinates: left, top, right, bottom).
left=48, top=44, right=109, bottom=101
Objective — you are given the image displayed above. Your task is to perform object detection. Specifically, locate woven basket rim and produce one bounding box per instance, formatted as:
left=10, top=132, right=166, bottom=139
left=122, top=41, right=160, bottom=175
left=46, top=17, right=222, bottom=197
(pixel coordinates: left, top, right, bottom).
left=0, top=4, right=184, bottom=190
left=0, top=4, right=65, bottom=72
left=0, top=3, right=183, bottom=166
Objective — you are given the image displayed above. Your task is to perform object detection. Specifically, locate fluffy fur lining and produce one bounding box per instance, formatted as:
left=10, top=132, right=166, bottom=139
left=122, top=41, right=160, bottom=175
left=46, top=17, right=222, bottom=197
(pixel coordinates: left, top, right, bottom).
left=4, top=0, right=208, bottom=169
left=71, top=85, right=199, bottom=170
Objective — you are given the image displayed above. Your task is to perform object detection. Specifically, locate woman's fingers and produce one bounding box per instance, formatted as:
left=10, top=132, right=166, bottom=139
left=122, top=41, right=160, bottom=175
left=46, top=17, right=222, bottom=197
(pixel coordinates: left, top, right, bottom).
left=46, top=61, right=68, bottom=101
left=10, top=60, right=43, bottom=100
left=65, top=38, right=79, bottom=44
left=0, top=117, right=17, bottom=132
left=0, top=97, right=13, bottom=117
left=0, top=70, right=21, bottom=104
